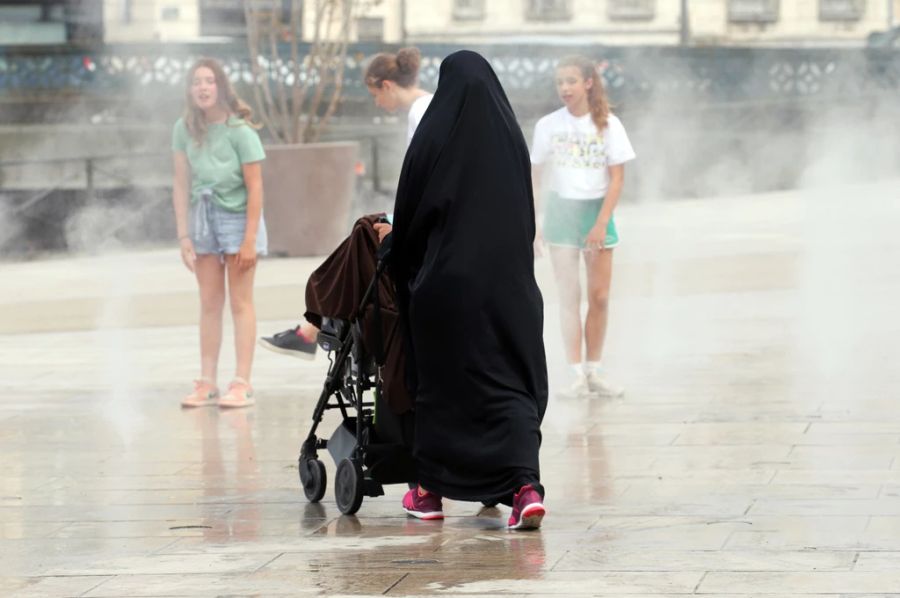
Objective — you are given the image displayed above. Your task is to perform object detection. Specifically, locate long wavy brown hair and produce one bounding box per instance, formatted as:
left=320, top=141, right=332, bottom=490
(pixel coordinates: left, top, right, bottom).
left=557, top=55, right=610, bottom=132
left=183, top=58, right=258, bottom=145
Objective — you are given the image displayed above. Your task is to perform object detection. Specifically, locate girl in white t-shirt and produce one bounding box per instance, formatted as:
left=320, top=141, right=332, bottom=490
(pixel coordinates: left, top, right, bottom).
left=258, top=48, right=432, bottom=357
left=531, top=55, right=636, bottom=398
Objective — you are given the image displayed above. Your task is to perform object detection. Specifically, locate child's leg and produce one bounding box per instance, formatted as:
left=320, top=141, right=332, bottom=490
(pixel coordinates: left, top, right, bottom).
left=583, top=248, right=614, bottom=362
left=195, top=255, right=226, bottom=383
left=549, top=245, right=583, bottom=364
left=226, top=257, right=258, bottom=382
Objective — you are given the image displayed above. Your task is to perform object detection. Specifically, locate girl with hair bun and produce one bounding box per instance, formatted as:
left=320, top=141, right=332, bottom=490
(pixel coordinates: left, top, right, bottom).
left=531, top=55, right=636, bottom=399
left=365, top=47, right=434, bottom=147
left=173, top=57, right=267, bottom=409
left=258, top=48, right=433, bottom=357
left=365, top=47, right=434, bottom=244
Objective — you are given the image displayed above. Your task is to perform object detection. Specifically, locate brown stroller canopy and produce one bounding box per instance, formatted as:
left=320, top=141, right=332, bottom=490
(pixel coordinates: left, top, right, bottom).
left=303, top=215, right=412, bottom=415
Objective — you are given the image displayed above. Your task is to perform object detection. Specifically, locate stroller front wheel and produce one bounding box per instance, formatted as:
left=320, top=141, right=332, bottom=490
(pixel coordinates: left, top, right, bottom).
left=299, top=457, right=327, bottom=503
left=335, top=458, right=364, bottom=515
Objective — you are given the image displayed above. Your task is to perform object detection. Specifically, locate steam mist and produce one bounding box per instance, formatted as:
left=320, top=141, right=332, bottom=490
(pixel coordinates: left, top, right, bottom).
left=3, top=44, right=899, bottom=417
left=497, top=46, right=900, bottom=413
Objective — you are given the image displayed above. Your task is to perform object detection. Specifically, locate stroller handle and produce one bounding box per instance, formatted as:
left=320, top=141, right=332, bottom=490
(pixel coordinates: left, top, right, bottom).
left=376, top=232, right=393, bottom=264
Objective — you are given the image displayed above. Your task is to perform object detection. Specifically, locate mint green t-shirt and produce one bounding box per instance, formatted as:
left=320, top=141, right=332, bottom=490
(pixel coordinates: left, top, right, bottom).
left=172, top=116, right=266, bottom=212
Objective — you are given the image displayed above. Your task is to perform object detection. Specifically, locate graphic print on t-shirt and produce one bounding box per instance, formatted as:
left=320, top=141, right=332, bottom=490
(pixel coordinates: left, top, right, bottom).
left=550, top=130, right=607, bottom=170
left=530, top=109, right=635, bottom=200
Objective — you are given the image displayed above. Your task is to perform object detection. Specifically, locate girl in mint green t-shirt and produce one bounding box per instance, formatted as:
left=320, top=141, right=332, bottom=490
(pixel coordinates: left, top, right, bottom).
left=172, top=58, right=266, bottom=409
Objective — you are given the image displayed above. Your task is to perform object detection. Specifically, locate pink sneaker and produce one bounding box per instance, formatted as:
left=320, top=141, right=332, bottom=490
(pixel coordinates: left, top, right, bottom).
left=402, top=486, right=444, bottom=520
left=508, top=484, right=545, bottom=530
left=181, top=379, right=219, bottom=408
left=218, top=378, right=256, bottom=409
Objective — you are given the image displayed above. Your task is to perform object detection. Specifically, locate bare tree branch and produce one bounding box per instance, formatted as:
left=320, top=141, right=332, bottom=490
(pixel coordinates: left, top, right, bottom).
left=313, top=0, right=357, bottom=141
left=244, top=0, right=380, bottom=144
left=266, top=2, right=292, bottom=142
left=289, top=0, right=306, bottom=143
left=306, top=1, right=344, bottom=142
left=307, top=0, right=331, bottom=141
left=244, top=0, right=282, bottom=142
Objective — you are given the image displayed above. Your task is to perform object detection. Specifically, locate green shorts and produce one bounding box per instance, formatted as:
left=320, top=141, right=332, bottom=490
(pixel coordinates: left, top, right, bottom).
left=543, top=193, right=619, bottom=249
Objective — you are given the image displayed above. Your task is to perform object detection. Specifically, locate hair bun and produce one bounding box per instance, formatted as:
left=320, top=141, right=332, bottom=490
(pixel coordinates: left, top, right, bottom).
left=396, top=47, right=421, bottom=74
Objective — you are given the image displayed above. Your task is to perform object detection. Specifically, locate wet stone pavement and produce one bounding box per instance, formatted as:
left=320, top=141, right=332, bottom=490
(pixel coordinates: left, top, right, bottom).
left=2, top=182, right=900, bottom=596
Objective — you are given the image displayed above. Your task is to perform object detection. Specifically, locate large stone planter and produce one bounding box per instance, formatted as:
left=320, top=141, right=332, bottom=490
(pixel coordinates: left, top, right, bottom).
left=262, top=141, right=358, bottom=257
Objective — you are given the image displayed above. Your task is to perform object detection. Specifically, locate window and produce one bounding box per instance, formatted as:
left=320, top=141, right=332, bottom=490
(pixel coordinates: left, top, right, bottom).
left=200, top=0, right=296, bottom=37
left=453, top=0, right=485, bottom=20
left=819, top=0, right=865, bottom=21
left=728, top=0, right=779, bottom=23
left=65, top=0, right=104, bottom=44
left=160, top=5, right=180, bottom=22
left=200, top=0, right=248, bottom=37
left=119, top=0, right=132, bottom=24
left=356, top=16, right=384, bottom=42
left=0, top=0, right=101, bottom=44
left=525, top=0, right=572, bottom=21
left=608, top=0, right=655, bottom=21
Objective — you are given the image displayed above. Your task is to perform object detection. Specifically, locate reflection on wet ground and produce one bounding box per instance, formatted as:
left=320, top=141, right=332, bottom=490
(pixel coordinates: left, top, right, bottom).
left=3, top=183, right=900, bottom=596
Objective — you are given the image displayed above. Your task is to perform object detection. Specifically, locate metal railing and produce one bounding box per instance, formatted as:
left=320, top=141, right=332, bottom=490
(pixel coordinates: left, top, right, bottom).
left=2, top=42, right=898, bottom=108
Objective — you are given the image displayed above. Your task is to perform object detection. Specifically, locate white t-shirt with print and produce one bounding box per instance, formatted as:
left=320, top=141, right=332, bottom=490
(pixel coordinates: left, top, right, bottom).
left=407, top=93, right=434, bottom=146
left=530, top=107, right=636, bottom=200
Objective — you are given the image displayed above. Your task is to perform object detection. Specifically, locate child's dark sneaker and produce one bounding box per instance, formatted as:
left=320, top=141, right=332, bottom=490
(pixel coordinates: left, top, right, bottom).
left=402, top=486, right=444, bottom=520
left=508, top=484, right=545, bottom=530
left=258, top=326, right=317, bottom=360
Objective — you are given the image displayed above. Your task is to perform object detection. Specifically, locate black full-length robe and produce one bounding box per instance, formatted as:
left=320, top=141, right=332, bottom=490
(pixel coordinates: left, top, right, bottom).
left=389, top=50, right=549, bottom=503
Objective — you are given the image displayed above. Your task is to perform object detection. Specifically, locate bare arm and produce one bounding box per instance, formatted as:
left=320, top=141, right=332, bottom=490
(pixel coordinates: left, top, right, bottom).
left=172, top=151, right=196, bottom=272
left=234, top=160, right=263, bottom=270
left=241, top=161, right=263, bottom=244
left=585, top=164, right=625, bottom=251
left=531, top=163, right=543, bottom=218
left=599, top=164, right=625, bottom=223
left=172, top=151, right=191, bottom=240
left=531, top=163, right=544, bottom=256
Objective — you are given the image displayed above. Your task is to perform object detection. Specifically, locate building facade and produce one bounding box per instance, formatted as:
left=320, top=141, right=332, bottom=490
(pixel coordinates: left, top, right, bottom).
left=1, top=0, right=897, bottom=46
left=0, top=0, right=103, bottom=45
left=103, top=0, right=199, bottom=42
left=404, top=0, right=899, bottom=46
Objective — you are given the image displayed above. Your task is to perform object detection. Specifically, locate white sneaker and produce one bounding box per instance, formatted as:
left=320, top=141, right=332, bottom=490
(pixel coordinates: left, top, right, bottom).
left=558, top=373, right=590, bottom=398
left=586, top=370, right=625, bottom=397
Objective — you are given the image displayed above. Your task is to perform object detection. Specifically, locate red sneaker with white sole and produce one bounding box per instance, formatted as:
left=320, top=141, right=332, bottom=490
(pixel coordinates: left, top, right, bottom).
left=402, top=486, right=444, bottom=520
left=508, top=484, right=545, bottom=530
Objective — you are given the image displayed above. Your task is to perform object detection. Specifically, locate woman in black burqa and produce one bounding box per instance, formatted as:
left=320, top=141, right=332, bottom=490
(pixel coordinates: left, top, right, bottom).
left=387, top=50, right=549, bottom=530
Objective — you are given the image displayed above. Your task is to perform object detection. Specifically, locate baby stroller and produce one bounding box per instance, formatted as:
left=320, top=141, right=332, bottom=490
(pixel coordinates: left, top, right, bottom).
left=297, top=220, right=415, bottom=515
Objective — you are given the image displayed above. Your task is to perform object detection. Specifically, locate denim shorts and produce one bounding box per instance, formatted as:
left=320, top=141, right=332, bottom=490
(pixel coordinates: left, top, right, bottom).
left=190, top=197, right=268, bottom=258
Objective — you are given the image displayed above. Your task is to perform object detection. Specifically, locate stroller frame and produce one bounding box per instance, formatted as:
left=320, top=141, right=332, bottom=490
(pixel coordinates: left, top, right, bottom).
left=298, top=253, right=409, bottom=514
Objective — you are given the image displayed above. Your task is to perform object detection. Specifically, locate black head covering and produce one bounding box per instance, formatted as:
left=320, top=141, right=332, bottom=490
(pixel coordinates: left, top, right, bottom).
left=390, top=50, right=548, bottom=503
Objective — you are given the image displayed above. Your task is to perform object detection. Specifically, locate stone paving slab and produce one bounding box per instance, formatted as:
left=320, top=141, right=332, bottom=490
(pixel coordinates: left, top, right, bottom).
left=2, top=181, right=900, bottom=595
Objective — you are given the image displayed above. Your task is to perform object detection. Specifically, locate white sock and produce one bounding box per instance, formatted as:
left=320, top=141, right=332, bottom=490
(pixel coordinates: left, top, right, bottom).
left=570, top=363, right=584, bottom=377
left=585, top=361, right=603, bottom=374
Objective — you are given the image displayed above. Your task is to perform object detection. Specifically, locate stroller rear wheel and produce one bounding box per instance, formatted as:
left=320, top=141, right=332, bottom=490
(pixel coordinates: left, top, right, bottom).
left=299, top=457, right=327, bottom=503
left=335, top=458, right=364, bottom=515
